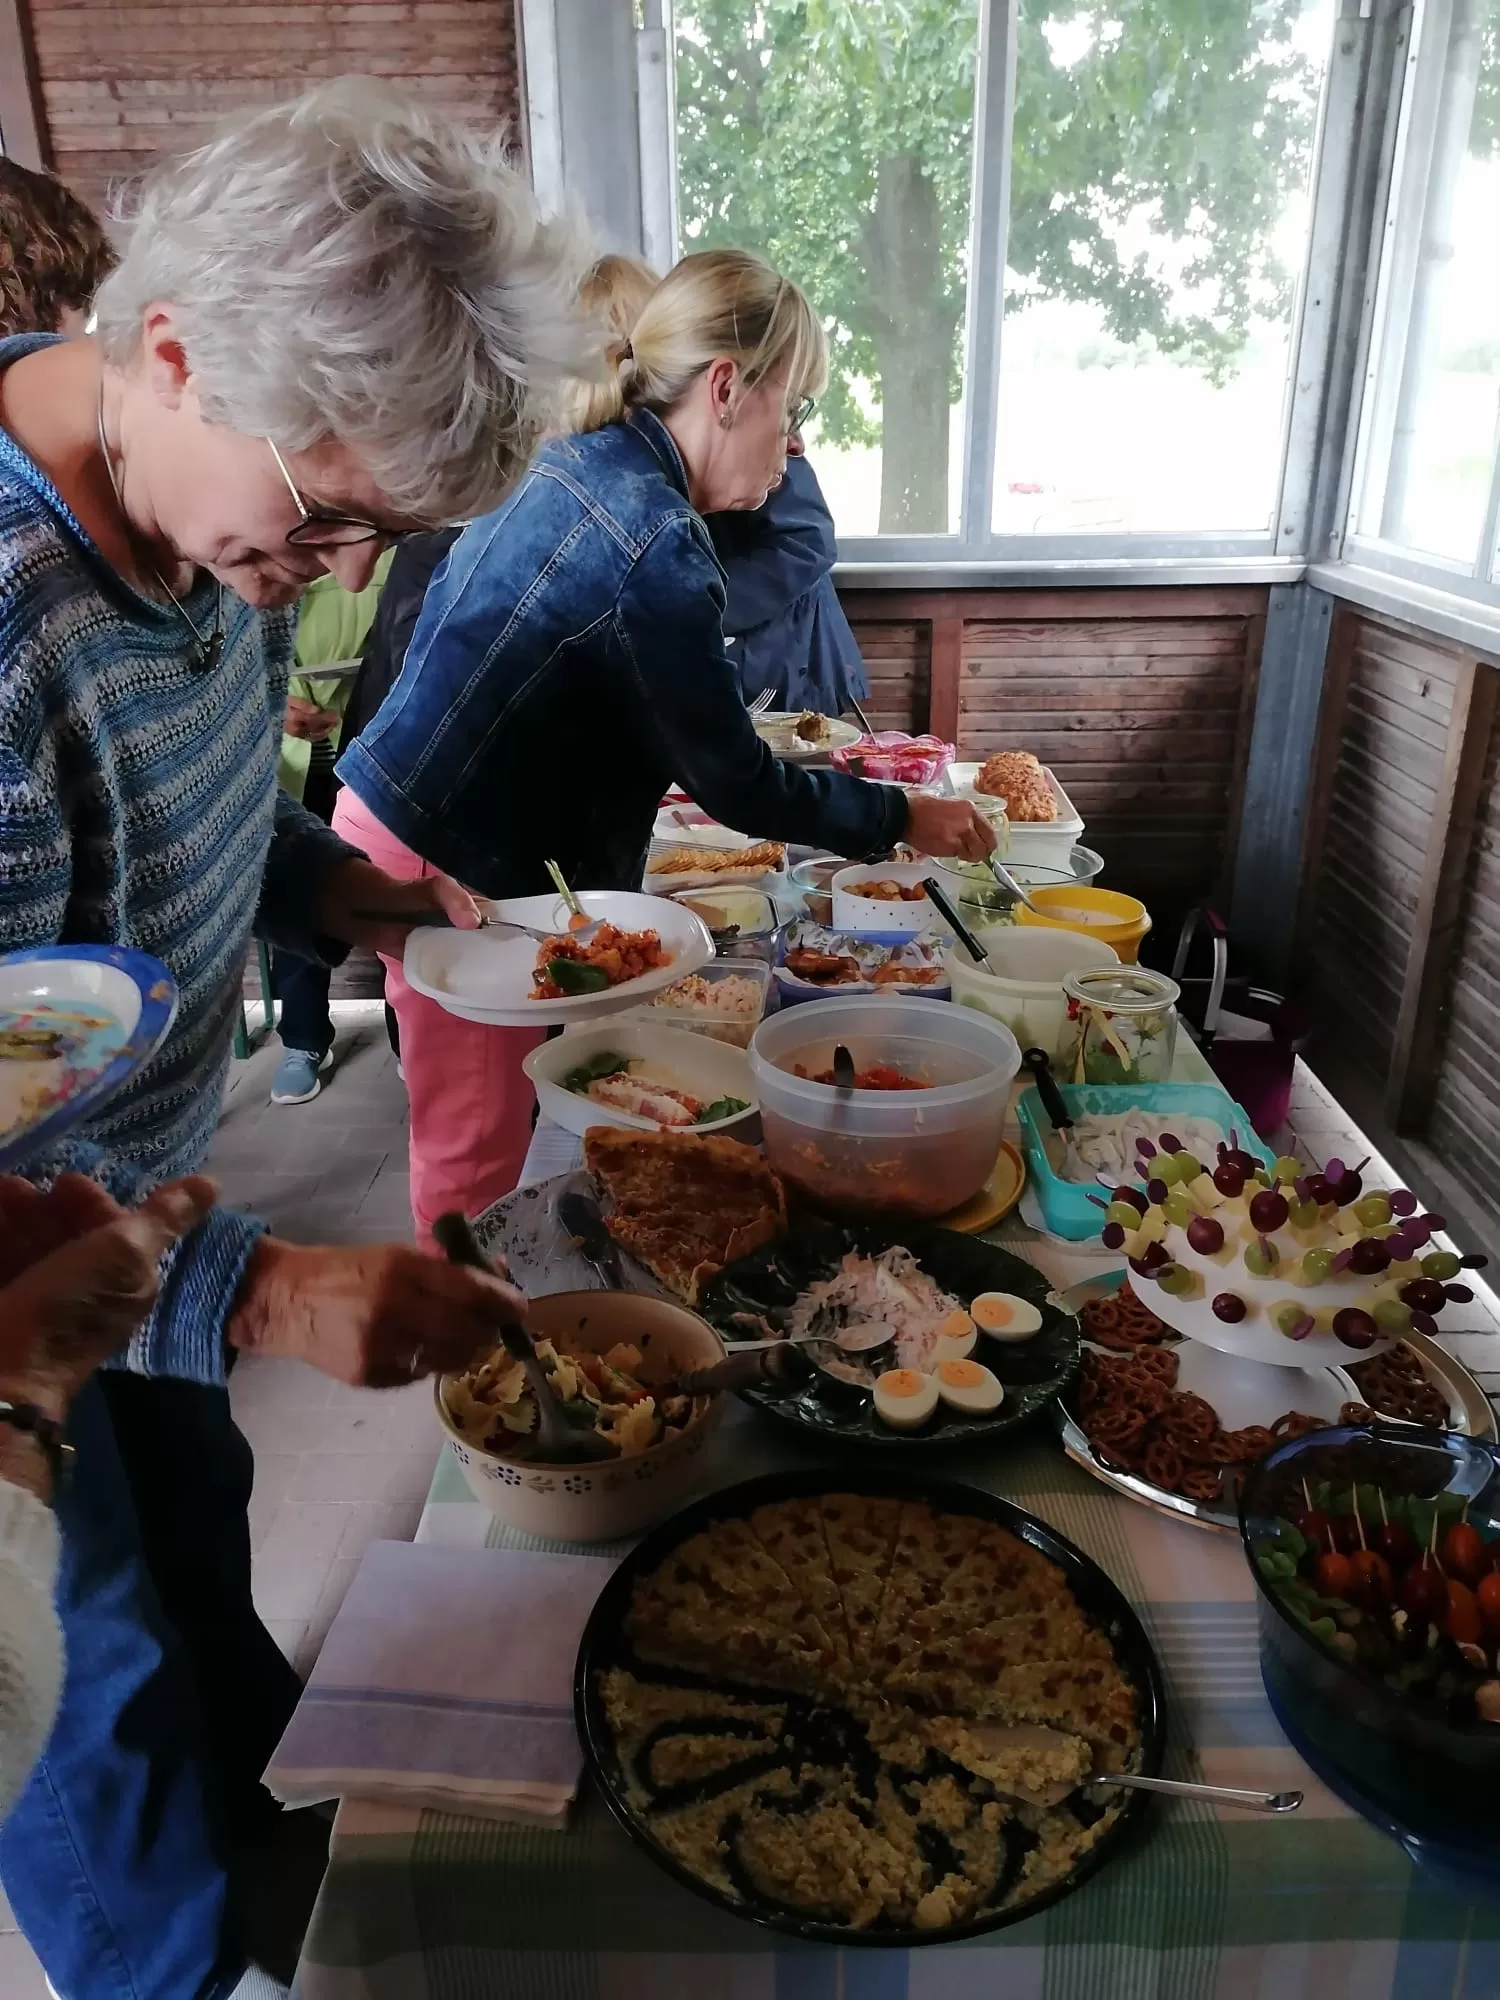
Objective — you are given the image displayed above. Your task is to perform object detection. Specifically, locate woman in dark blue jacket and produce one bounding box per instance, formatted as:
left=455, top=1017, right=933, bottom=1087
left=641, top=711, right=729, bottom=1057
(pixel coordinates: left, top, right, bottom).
left=334, top=248, right=992, bottom=1238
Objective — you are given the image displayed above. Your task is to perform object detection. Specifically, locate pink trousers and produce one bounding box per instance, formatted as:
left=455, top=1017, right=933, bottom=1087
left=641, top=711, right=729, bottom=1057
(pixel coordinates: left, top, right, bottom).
left=331, top=790, right=543, bottom=1248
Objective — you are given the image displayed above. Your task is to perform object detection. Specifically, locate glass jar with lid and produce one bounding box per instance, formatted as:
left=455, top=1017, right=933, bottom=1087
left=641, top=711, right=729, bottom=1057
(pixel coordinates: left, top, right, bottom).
left=1060, top=966, right=1180, bottom=1085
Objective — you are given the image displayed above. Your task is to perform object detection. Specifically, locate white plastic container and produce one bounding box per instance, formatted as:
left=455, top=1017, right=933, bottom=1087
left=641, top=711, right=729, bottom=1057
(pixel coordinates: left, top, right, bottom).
left=831, top=861, right=936, bottom=933
left=749, top=996, right=1021, bottom=1220
left=945, top=926, right=1119, bottom=1066
left=944, top=764, right=1085, bottom=872
left=523, top=1022, right=757, bottom=1138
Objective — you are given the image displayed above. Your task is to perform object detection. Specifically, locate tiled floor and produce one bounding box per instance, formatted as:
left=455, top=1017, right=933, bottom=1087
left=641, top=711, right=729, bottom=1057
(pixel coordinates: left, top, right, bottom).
left=4, top=1013, right=1497, bottom=1994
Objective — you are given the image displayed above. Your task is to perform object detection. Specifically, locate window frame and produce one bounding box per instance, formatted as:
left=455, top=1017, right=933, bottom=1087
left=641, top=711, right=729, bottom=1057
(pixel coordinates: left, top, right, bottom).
left=1339, top=0, right=1500, bottom=604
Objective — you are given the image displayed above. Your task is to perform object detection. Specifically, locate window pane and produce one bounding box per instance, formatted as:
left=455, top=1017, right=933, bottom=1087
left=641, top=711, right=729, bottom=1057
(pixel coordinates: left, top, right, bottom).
left=1355, top=0, right=1500, bottom=567
left=672, top=1, right=982, bottom=536
left=993, top=0, right=1334, bottom=535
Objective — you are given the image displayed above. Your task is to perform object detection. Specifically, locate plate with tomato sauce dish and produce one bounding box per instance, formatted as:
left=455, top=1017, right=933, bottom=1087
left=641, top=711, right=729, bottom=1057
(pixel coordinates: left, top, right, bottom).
left=403, top=891, right=713, bottom=1027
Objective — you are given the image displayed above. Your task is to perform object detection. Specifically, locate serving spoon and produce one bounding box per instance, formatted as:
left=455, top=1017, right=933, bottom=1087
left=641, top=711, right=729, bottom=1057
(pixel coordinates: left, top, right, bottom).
left=432, top=1211, right=617, bottom=1464
left=956, top=1724, right=1301, bottom=1814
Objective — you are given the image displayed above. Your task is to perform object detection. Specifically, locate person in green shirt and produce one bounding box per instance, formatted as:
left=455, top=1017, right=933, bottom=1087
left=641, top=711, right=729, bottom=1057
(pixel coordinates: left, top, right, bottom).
left=271, top=556, right=393, bottom=1104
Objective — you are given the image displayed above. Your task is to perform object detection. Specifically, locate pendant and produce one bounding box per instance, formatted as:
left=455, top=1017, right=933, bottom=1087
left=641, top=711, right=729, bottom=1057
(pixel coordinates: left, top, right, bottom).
left=199, top=632, right=224, bottom=673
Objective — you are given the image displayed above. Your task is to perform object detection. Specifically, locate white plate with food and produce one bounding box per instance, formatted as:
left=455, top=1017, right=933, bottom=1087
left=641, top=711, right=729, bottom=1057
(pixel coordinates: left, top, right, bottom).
left=752, top=710, right=863, bottom=761
left=403, top=892, right=712, bottom=1027
left=0, top=946, right=178, bottom=1172
left=524, top=1022, right=757, bottom=1138
left=644, top=840, right=787, bottom=892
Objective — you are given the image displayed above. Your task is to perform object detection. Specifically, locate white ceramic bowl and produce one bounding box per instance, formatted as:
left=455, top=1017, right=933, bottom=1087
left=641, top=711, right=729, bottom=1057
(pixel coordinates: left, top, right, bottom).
left=946, top=925, right=1119, bottom=1065
left=523, top=1022, right=757, bottom=1137
left=435, top=1292, right=726, bottom=1543
left=831, top=861, right=936, bottom=933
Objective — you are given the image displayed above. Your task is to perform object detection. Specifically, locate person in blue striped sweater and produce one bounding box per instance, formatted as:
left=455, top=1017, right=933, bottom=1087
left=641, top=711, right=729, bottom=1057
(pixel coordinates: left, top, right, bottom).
left=0, top=82, right=594, bottom=2000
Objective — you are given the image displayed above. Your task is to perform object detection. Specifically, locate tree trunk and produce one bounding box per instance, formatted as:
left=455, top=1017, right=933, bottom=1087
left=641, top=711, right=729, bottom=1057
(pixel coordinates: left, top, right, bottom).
left=857, top=153, right=962, bottom=534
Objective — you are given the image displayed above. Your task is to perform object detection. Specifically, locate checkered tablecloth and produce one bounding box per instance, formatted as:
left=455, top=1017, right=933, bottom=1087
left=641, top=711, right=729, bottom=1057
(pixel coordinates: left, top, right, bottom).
left=293, top=1061, right=1500, bottom=2000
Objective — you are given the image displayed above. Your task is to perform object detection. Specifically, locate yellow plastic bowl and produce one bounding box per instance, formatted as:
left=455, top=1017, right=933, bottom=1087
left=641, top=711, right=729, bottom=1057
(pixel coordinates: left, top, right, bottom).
left=1014, top=885, right=1152, bottom=964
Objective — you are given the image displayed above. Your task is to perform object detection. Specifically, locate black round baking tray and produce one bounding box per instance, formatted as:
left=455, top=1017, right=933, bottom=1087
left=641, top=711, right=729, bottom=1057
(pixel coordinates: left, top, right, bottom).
left=574, top=1467, right=1165, bottom=1947
left=695, top=1220, right=1080, bottom=1455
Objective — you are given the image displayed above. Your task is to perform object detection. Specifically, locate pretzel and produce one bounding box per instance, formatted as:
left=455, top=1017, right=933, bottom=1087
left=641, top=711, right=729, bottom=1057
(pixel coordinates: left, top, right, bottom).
left=1141, top=1440, right=1185, bottom=1492
left=1179, top=1466, right=1227, bottom=1504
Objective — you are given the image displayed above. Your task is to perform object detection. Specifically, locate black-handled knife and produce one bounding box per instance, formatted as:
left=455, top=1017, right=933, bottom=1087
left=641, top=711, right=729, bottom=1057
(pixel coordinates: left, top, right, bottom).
left=921, top=876, right=992, bottom=967
left=1023, top=1047, right=1083, bottom=1178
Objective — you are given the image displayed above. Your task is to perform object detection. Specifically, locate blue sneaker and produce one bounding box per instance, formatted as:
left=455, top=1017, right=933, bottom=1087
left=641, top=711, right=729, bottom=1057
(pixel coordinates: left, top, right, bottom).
left=270, top=1046, right=334, bottom=1105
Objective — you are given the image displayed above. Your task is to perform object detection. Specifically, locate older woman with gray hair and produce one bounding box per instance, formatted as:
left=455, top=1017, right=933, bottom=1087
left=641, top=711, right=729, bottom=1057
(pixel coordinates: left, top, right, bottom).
left=0, top=80, right=593, bottom=1998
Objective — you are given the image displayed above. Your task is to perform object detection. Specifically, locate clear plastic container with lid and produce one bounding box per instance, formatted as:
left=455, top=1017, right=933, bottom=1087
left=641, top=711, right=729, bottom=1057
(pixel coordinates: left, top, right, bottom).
left=1060, top=966, right=1180, bottom=1085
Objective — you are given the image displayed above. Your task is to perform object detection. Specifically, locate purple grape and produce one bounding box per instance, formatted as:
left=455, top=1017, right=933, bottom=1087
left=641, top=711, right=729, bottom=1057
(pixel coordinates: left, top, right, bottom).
left=1213, top=1163, right=1247, bottom=1198
left=1295, top=1177, right=1314, bottom=1204
left=1323, top=1157, right=1346, bottom=1182
left=1410, top=1311, right=1439, bottom=1338
left=1331, top=1171, right=1363, bottom=1205
left=1284, top=1311, right=1316, bottom=1341
left=1136, top=1138, right=1157, bottom=1158
left=1141, top=1241, right=1169, bottom=1270
left=1399, top=1277, right=1446, bottom=1315
left=1111, top=1186, right=1149, bottom=1215
left=1306, top=1175, right=1337, bottom=1206
left=1406, top=1216, right=1434, bottom=1247
left=1445, top=1284, right=1474, bottom=1304
left=1102, top=1222, right=1126, bottom=1251
left=1462, top=1253, right=1489, bottom=1271
left=1389, top=1189, right=1418, bottom=1216
left=1212, top=1291, right=1247, bottom=1323
left=1248, top=1188, right=1289, bottom=1232
left=1383, top=1232, right=1414, bottom=1263
left=1349, top=1237, right=1390, bottom=1275
left=1227, top=1148, right=1259, bottom=1175
left=1331, top=1247, right=1354, bottom=1273
left=1147, top=1178, right=1170, bottom=1205
left=1186, top=1214, right=1225, bottom=1256
left=1333, top=1307, right=1378, bottom=1350
left=1427, top=1214, right=1447, bottom=1232
left=1086, top=1193, right=1109, bottom=1210
left=1158, top=1132, right=1181, bottom=1155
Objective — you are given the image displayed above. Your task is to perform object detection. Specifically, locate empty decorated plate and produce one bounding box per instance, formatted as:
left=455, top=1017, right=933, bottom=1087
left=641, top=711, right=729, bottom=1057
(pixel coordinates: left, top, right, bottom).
left=0, top=945, right=178, bottom=1172
left=696, top=1218, right=1080, bottom=1454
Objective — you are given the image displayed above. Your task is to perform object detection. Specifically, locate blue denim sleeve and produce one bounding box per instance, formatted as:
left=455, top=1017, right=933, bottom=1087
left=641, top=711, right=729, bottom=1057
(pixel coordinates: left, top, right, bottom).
left=28, top=1136, right=266, bottom=1386
left=254, top=787, right=364, bottom=962
left=617, top=520, right=907, bottom=858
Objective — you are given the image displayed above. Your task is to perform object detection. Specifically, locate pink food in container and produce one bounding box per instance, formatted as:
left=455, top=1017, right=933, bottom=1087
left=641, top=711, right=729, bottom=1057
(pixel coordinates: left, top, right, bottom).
left=829, top=733, right=955, bottom=787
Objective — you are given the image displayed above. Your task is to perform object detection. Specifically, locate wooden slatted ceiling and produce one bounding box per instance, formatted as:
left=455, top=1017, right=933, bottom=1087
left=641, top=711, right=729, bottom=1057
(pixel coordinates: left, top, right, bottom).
left=846, top=618, right=928, bottom=734
left=1427, top=707, right=1500, bottom=1208
left=1306, top=615, right=1464, bottom=1073
left=27, top=1, right=524, bottom=210
left=958, top=612, right=1257, bottom=905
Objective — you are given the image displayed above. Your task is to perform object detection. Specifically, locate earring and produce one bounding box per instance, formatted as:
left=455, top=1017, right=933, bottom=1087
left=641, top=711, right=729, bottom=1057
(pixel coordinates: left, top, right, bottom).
left=719, top=410, right=733, bottom=430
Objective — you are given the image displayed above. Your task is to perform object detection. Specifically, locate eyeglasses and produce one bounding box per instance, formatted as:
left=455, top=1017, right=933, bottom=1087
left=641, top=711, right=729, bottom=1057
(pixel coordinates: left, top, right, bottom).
left=788, top=395, right=816, bottom=436
left=265, top=437, right=401, bottom=548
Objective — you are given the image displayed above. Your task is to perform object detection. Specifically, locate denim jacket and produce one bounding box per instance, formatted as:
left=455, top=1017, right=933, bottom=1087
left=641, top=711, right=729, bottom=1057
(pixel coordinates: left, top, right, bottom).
left=336, top=410, right=906, bottom=897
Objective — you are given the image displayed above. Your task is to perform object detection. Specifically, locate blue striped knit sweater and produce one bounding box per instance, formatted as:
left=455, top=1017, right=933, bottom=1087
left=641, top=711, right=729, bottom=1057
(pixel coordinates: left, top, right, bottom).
left=0, top=334, right=358, bottom=1382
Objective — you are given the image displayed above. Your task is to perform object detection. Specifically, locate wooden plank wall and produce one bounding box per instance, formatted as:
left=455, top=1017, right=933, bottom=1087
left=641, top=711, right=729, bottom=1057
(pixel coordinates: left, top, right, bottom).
left=20, top=0, right=524, bottom=210
left=1298, top=603, right=1500, bottom=1225
left=840, top=586, right=1267, bottom=911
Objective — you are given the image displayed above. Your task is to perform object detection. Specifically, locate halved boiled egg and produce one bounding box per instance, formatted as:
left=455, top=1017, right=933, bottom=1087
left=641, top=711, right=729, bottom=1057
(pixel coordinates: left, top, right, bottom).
left=930, top=1306, right=977, bottom=1363
left=872, top=1368, right=940, bottom=1430
left=969, top=1291, right=1043, bottom=1342
left=934, top=1357, right=1004, bottom=1414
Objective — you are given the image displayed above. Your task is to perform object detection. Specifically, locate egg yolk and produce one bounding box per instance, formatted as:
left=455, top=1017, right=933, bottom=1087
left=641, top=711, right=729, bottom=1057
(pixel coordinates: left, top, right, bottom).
left=972, top=1296, right=1018, bottom=1329
left=880, top=1369, right=927, bottom=1398
left=934, top=1308, right=974, bottom=1342
left=936, top=1359, right=987, bottom=1389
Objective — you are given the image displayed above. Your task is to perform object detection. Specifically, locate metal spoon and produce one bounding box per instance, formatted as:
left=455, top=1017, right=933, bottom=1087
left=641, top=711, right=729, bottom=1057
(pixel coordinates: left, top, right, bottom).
left=670, top=1344, right=816, bottom=1397
left=431, top=1211, right=617, bottom=1465
left=988, top=855, right=1042, bottom=915
left=354, top=908, right=567, bottom=941
left=832, top=1042, right=857, bottom=1091
left=1091, top=1773, right=1302, bottom=1814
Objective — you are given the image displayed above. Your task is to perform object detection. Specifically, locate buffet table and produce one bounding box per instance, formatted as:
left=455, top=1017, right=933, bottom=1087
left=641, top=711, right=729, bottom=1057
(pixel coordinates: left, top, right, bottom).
left=292, top=1080, right=1500, bottom=1999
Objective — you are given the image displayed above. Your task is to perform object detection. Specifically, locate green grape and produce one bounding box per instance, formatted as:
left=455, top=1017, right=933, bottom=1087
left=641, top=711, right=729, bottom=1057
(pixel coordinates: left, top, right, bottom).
left=1300, top=1248, right=1334, bottom=1285
left=1373, top=1298, right=1412, bottom=1332
left=1354, top=1193, right=1392, bottom=1229
left=1272, top=1155, right=1303, bottom=1185
left=1270, top=1300, right=1307, bottom=1337
left=1154, top=1155, right=1183, bottom=1188
left=1105, top=1201, right=1141, bottom=1229
left=1245, top=1241, right=1279, bottom=1277
left=1421, top=1250, right=1461, bottom=1282
left=1289, top=1199, right=1320, bottom=1230
left=1156, top=1263, right=1194, bottom=1297
left=1163, top=1191, right=1194, bottom=1229
left=1172, top=1151, right=1201, bottom=1181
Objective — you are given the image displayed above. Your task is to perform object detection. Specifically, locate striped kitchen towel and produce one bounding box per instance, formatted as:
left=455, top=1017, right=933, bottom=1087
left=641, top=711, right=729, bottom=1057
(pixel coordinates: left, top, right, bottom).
left=263, top=1540, right=615, bottom=1826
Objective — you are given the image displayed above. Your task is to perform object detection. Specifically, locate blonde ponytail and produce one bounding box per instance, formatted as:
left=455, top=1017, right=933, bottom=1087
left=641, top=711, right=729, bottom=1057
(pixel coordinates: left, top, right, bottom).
left=561, top=252, right=661, bottom=433
left=572, top=247, right=827, bottom=436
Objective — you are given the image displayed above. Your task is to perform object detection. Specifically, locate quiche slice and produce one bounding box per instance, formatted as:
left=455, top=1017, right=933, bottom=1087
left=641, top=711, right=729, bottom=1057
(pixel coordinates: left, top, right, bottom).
left=746, top=1499, right=857, bottom=1683
left=584, top=1127, right=786, bottom=1303
left=817, top=1493, right=906, bottom=1679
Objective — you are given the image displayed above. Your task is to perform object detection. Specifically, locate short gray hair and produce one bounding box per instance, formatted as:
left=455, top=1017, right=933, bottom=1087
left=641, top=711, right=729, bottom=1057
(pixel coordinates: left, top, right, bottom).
left=95, top=78, right=598, bottom=522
